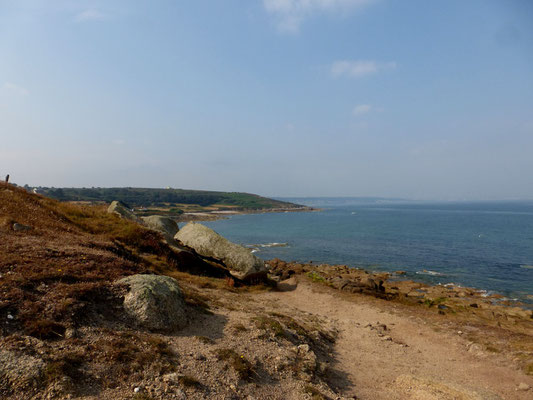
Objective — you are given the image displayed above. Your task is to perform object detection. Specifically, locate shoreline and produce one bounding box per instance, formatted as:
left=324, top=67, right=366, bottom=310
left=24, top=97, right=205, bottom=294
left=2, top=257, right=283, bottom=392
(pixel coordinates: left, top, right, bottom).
left=174, top=206, right=319, bottom=223
left=267, top=258, right=533, bottom=316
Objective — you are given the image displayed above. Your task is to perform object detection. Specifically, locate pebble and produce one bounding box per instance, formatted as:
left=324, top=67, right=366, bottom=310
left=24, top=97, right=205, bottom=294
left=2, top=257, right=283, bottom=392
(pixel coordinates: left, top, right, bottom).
left=518, top=383, right=530, bottom=391
left=133, top=387, right=140, bottom=393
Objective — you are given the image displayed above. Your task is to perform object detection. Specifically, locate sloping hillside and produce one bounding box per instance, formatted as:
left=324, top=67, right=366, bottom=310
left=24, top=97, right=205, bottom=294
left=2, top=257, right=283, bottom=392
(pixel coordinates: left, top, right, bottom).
left=0, top=186, right=338, bottom=399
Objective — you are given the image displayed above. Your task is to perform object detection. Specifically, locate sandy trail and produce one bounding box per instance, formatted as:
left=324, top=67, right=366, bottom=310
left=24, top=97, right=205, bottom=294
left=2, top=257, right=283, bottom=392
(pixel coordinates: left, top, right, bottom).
left=259, top=279, right=533, bottom=400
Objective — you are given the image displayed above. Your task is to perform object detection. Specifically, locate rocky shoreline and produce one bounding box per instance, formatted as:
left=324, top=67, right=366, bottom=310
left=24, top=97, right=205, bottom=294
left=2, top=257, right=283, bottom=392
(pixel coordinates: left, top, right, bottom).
left=175, top=206, right=319, bottom=222
left=267, top=258, right=533, bottom=320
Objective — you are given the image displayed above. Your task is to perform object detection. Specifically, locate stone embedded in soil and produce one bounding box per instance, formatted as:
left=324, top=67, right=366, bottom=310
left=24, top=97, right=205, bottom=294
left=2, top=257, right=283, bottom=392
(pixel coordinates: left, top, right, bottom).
left=116, top=274, right=188, bottom=331
left=13, top=222, right=32, bottom=231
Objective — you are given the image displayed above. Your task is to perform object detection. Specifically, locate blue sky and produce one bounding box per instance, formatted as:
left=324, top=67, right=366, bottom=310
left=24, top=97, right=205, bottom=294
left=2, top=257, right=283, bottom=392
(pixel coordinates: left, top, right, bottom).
left=1, top=0, right=532, bottom=200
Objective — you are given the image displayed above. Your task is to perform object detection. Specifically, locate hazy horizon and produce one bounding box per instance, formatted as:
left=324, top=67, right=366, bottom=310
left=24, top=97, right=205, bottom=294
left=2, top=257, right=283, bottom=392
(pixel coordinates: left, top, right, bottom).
left=2, top=1, right=532, bottom=201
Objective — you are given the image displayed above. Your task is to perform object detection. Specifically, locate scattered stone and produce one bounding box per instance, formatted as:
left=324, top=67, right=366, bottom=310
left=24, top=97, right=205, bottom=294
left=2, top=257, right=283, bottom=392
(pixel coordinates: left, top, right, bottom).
left=175, top=223, right=267, bottom=280
left=277, top=276, right=298, bottom=292
left=116, top=274, right=188, bottom=331
left=13, top=222, right=32, bottom=231
left=470, top=303, right=479, bottom=308
left=518, top=383, right=530, bottom=391
left=64, top=327, right=78, bottom=339
left=297, top=344, right=310, bottom=353
left=162, top=372, right=182, bottom=384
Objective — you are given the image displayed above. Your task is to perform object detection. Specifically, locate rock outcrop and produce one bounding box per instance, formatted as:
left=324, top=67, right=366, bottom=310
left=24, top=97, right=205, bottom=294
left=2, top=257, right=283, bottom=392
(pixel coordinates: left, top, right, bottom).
left=174, top=223, right=267, bottom=280
left=107, top=200, right=141, bottom=223
left=141, top=215, right=179, bottom=242
left=0, top=350, right=44, bottom=391
left=116, top=274, right=187, bottom=331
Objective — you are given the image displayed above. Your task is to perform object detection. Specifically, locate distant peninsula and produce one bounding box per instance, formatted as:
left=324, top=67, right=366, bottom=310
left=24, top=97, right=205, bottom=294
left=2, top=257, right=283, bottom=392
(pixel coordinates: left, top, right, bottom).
left=35, top=186, right=313, bottom=221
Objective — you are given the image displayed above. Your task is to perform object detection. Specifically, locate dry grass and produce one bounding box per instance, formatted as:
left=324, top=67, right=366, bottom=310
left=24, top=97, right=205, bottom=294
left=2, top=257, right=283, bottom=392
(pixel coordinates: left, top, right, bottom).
left=177, top=375, right=202, bottom=388
left=233, top=323, right=248, bottom=333
left=303, top=384, right=327, bottom=399
left=253, top=316, right=286, bottom=338
left=43, top=352, right=85, bottom=384
left=215, top=348, right=255, bottom=381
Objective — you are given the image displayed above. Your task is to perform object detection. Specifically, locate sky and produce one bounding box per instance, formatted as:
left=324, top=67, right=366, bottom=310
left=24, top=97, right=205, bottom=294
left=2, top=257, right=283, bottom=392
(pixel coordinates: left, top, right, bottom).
left=1, top=0, right=532, bottom=200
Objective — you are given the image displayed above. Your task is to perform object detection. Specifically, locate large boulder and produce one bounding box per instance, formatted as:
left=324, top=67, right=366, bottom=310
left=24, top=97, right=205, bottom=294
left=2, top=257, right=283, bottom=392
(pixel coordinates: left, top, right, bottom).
left=174, top=223, right=267, bottom=280
left=107, top=200, right=141, bottom=223
left=116, top=274, right=187, bottom=331
left=141, top=215, right=179, bottom=242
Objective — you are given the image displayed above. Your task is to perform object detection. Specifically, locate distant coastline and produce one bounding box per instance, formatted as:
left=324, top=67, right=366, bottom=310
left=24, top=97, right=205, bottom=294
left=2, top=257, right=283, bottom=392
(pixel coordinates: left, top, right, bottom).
left=175, top=205, right=319, bottom=222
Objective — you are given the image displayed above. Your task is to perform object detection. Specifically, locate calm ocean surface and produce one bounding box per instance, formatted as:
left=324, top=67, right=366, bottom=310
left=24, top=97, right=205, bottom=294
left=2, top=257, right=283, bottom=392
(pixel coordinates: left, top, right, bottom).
left=199, top=200, right=533, bottom=306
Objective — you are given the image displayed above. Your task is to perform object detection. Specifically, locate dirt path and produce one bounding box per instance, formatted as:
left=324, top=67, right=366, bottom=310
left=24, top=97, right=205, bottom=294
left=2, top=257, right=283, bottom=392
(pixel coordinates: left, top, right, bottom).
left=259, top=278, right=533, bottom=400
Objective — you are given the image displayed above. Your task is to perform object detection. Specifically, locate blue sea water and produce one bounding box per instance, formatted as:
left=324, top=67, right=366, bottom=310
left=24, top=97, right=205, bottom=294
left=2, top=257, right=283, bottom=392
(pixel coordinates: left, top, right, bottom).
left=199, top=200, right=533, bottom=306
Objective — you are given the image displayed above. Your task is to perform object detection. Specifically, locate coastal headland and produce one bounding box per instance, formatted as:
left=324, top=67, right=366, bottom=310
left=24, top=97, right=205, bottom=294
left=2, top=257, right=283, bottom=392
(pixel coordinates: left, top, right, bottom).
left=1, top=185, right=532, bottom=399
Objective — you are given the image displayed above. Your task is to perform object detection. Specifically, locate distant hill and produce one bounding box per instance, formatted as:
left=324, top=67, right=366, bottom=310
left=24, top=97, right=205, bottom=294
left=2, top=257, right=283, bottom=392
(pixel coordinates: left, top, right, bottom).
left=37, top=187, right=304, bottom=211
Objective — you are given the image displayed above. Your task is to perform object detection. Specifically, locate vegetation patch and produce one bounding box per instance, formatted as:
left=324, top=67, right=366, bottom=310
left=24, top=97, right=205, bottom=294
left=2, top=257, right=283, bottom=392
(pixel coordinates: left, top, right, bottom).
left=306, top=271, right=326, bottom=283
left=215, top=348, right=254, bottom=381
left=423, top=297, right=447, bottom=308
left=43, top=352, right=85, bottom=384
left=303, top=384, right=327, bottom=400
left=525, top=362, right=533, bottom=376
left=24, top=319, right=66, bottom=340
left=253, top=316, right=286, bottom=338
left=177, top=375, right=202, bottom=388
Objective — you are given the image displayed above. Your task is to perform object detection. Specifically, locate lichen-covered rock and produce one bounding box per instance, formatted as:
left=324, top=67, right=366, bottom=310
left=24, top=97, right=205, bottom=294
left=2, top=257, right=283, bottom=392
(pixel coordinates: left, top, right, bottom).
left=174, top=223, right=267, bottom=280
left=107, top=200, right=141, bottom=223
left=141, top=215, right=179, bottom=242
left=0, top=350, right=45, bottom=391
left=116, top=274, right=187, bottom=331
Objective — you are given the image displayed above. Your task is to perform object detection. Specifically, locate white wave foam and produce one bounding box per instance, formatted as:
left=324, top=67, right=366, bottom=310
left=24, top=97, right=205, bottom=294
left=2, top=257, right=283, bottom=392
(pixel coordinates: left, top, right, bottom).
left=247, top=242, right=288, bottom=248
left=416, top=269, right=444, bottom=276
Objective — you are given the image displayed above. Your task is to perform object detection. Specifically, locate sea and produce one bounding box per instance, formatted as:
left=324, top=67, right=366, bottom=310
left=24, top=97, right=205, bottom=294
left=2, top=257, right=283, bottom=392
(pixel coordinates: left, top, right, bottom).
left=197, top=199, right=533, bottom=307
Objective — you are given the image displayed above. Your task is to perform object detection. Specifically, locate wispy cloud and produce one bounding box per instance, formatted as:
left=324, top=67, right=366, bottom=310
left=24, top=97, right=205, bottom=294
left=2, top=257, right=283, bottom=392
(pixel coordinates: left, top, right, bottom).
left=263, top=0, right=376, bottom=33
left=75, top=9, right=107, bottom=22
left=3, top=82, right=29, bottom=96
left=330, top=60, right=396, bottom=78
left=353, top=104, right=372, bottom=116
